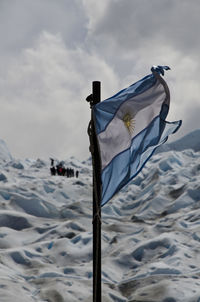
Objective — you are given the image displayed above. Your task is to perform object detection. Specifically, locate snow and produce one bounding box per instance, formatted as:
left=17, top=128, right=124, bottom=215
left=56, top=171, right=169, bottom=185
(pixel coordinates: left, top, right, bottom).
left=0, top=132, right=200, bottom=302
left=0, top=139, right=12, bottom=163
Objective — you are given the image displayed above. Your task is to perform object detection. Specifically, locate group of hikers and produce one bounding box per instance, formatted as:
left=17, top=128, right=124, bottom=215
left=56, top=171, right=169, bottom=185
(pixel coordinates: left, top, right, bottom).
left=50, top=158, right=79, bottom=178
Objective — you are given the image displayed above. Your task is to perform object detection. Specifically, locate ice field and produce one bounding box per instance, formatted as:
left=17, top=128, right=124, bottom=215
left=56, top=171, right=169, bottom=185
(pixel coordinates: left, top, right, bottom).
left=0, top=131, right=200, bottom=301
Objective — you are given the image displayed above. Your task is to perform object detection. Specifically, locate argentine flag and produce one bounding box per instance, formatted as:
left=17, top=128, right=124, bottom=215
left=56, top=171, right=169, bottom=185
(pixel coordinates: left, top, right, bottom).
left=93, top=66, right=182, bottom=206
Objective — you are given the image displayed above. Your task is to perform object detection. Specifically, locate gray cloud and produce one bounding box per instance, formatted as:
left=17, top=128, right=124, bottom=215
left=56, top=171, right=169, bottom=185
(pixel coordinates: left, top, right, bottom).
left=92, top=0, right=200, bottom=56
left=0, top=0, right=200, bottom=160
left=0, top=31, right=118, bottom=160
left=0, top=0, right=87, bottom=55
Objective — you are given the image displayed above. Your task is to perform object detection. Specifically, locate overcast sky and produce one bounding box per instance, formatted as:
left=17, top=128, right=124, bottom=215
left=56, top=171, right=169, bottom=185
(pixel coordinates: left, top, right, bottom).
left=0, top=0, right=200, bottom=161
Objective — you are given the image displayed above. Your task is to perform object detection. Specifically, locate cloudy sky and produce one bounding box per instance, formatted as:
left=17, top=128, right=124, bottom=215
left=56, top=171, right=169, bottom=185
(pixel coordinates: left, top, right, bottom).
left=0, top=0, right=200, bottom=161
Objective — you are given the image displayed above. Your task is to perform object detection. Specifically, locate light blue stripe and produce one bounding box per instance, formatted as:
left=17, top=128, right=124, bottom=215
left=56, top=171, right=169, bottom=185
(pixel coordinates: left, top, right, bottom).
left=101, top=115, right=182, bottom=206
left=93, top=73, right=156, bottom=134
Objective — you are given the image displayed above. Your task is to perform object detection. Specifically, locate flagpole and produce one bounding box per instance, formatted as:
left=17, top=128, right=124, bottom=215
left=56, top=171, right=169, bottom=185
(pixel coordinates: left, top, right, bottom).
left=86, top=81, right=102, bottom=302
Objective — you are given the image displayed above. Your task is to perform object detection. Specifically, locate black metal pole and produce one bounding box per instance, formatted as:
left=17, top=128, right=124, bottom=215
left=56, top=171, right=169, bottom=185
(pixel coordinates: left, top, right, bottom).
left=86, top=81, right=102, bottom=302
left=92, top=81, right=101, bottom=302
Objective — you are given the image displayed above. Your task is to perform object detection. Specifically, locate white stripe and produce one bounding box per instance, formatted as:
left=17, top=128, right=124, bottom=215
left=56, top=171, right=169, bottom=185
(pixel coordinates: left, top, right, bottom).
left=98, top=80, right=167, bottom=170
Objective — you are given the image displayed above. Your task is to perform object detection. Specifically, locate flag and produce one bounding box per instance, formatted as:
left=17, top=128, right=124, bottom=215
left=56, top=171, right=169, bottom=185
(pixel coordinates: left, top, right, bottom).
left=93, top=65, right=182, bottom=206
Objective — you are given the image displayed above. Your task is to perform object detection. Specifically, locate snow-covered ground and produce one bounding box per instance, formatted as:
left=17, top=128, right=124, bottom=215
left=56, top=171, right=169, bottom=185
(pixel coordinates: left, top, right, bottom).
left=0, top=130, right=200, bottom=302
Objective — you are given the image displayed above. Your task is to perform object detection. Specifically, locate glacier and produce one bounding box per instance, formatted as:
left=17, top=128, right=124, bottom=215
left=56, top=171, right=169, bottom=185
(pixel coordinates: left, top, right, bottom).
left=0, top=130, right=200, bottom=301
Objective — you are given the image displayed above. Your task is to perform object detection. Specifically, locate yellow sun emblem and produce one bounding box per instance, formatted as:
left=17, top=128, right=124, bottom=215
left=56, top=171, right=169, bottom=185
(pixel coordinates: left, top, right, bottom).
left=122, top=113, right=135, bottom=134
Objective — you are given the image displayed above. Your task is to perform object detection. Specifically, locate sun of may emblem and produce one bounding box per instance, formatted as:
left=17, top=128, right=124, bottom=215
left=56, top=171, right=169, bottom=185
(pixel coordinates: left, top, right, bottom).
left=122, top=112, right=135, bottom=134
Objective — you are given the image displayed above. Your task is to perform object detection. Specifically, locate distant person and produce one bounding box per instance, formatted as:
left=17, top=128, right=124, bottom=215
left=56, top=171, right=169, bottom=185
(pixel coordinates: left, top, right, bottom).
left=50, top=158, right=54, bottom=167
left=62, top=166, right=66, bottom=176
left=50, top=166, right=56, bottom=176
left=69, top=168, right=72, bottom=177
left=76, top=170, right=79, bottom=178
left=66, top=167, right=69, bottom=178
left=56, top=163, right=63, bottom=176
